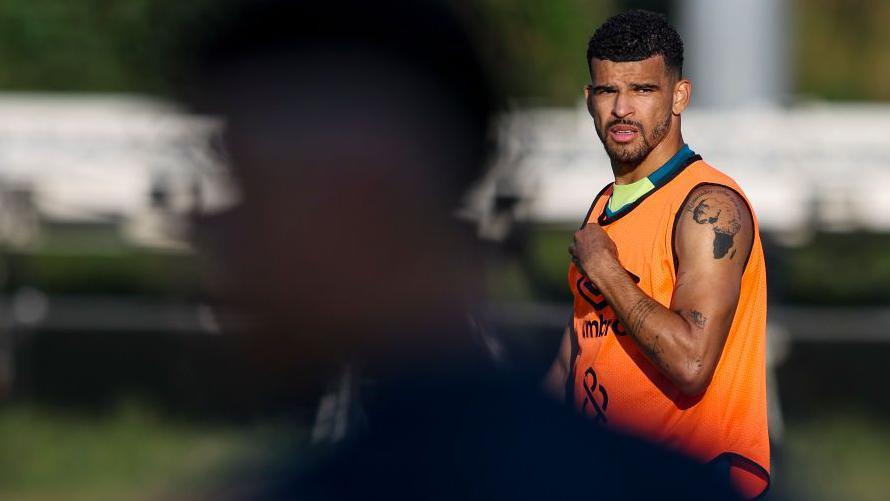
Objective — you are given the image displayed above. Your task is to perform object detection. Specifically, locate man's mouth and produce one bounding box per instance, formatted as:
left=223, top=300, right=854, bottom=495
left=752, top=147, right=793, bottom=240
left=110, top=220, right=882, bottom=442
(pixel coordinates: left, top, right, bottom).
left=608, top=124, right=639, bottom=143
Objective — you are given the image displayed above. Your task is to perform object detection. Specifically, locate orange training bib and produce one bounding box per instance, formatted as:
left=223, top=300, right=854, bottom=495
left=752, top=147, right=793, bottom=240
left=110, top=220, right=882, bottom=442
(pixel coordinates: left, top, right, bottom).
left=568, top=158, right=770, bottom=498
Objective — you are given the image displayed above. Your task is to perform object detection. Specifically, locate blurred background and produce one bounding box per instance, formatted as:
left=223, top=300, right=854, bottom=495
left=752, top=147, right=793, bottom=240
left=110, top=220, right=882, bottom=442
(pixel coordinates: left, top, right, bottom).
left=0, top=0, right=888, bottom=499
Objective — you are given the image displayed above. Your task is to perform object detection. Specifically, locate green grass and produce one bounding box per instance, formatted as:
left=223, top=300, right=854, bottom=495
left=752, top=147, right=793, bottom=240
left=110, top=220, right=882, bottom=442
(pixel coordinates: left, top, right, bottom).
left=1, top=399, right=888, bottom=500
left=4, top=248, right=201, bottom=297
left=781, top=413, right=890, bottom=501
left=0, top=400, right=304, bottom=501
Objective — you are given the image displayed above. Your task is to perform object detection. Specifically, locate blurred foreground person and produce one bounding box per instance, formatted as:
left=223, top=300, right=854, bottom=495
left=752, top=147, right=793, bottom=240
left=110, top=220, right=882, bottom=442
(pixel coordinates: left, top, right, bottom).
left=177, top=1, right=740, bottom=499
left=546, top=10, right=770, bottom=499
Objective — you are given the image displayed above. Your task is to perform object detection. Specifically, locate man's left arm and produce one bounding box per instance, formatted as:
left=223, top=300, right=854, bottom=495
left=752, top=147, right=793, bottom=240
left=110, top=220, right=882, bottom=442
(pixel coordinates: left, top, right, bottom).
left=569, top=185, right=753, bottom=396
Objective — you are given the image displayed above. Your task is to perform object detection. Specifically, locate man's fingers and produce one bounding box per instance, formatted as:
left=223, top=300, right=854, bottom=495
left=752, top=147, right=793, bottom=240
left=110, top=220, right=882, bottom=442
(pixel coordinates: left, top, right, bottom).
left=569, top=245, right=581, bottom=263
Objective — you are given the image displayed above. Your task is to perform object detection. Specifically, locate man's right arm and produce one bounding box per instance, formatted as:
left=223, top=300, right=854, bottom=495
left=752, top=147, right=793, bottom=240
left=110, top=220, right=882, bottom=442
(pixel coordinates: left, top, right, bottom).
left=542, top=324, right=572, bottom=401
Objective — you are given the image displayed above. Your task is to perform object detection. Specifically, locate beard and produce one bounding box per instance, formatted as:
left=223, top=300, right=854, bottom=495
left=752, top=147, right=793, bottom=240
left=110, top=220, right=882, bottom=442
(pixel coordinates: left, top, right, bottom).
left=598, top=111, right=672, bottom=165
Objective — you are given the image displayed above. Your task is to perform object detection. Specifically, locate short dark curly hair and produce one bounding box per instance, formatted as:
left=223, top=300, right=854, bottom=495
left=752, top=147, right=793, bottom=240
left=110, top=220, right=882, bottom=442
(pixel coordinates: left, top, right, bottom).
left=586, top=9, right=684, bottom=77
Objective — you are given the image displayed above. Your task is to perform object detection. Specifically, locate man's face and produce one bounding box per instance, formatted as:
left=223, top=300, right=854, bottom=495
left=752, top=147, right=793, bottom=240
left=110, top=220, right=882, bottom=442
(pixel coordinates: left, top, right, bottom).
left=585, top=55, right=680, bottom=165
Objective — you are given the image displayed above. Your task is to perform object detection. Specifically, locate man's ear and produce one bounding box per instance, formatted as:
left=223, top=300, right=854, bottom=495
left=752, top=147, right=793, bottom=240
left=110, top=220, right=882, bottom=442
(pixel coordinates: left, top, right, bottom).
left=672, top=78, right=691, bottom=115
left=584, top=84, right=594, bottom=117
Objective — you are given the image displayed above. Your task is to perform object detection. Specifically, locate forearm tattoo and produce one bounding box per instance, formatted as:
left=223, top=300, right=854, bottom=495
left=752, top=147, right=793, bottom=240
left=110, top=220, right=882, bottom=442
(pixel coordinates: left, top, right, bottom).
left=685, top=189, right=747, bottom=260
left=624, top=297, right=664, bottom=366
left=686, top=357, right=704, bottom=377
left=627, top=297, right=659, bottom=336
left=682, top=309, right=707, bottom=329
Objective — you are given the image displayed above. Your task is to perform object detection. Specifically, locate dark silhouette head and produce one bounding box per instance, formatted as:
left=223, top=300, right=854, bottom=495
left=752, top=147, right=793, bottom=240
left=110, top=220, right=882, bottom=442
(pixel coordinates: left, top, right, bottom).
left=177, top=0, right=498, bottom=383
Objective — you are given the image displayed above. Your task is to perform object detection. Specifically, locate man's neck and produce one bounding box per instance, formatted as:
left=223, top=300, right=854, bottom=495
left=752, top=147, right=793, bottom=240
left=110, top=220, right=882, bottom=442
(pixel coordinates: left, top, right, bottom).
left=612, top=134, right=685, bottom=185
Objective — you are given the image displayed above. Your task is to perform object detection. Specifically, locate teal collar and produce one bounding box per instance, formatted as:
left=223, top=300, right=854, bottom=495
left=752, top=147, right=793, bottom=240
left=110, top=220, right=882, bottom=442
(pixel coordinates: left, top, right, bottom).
left=604, top=144, right=696, bottom=217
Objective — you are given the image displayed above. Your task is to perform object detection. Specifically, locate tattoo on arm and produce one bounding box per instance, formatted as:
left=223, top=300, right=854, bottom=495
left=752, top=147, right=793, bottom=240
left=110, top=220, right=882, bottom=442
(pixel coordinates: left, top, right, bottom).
left=626, top=297, right=659, bottom=337
left=686, top=357, right=703, bottom=376
left=624, top=297, right=666, bottom=366
left=682, top=309, right=707, bottom=329
left=685, top=189, right=747, bottom=260
left=645, top=334, right=665, bottom=366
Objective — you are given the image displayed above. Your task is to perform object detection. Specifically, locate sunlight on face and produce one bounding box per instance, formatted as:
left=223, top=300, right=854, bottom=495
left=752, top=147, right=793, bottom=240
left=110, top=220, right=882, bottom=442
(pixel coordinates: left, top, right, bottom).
left=586, top=56, right=678, bottom=166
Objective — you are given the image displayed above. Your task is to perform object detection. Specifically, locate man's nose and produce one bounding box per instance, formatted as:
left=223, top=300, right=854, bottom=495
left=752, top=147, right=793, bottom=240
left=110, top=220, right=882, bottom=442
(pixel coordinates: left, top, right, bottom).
left=612, top=91, right=633, bottom=118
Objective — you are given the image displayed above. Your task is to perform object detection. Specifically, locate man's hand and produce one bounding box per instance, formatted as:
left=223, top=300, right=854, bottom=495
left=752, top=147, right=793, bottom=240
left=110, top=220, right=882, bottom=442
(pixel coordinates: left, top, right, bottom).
left=569, top=223, right=620, bottom=283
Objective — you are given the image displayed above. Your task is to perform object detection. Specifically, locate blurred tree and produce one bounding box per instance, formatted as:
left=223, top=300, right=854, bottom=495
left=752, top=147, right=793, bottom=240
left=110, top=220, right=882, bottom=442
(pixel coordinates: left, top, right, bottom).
left=463, top=1, right=617, bottom=105
left=0, top=1, right=885, bottom=102
left=0, top=0, right=215, bottom=93
left=0, top=0, right=616, bottom=103
left=795, top=0, right=890, bottom=100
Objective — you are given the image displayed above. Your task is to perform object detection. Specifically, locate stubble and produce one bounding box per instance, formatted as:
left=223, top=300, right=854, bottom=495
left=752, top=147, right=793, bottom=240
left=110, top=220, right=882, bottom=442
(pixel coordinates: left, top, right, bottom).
left=598, top=110, right=672, bottom=166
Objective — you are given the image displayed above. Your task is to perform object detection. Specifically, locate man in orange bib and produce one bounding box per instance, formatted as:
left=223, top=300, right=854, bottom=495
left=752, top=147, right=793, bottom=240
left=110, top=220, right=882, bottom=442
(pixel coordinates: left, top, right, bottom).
left=544, top=10, right=770, bottom=499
